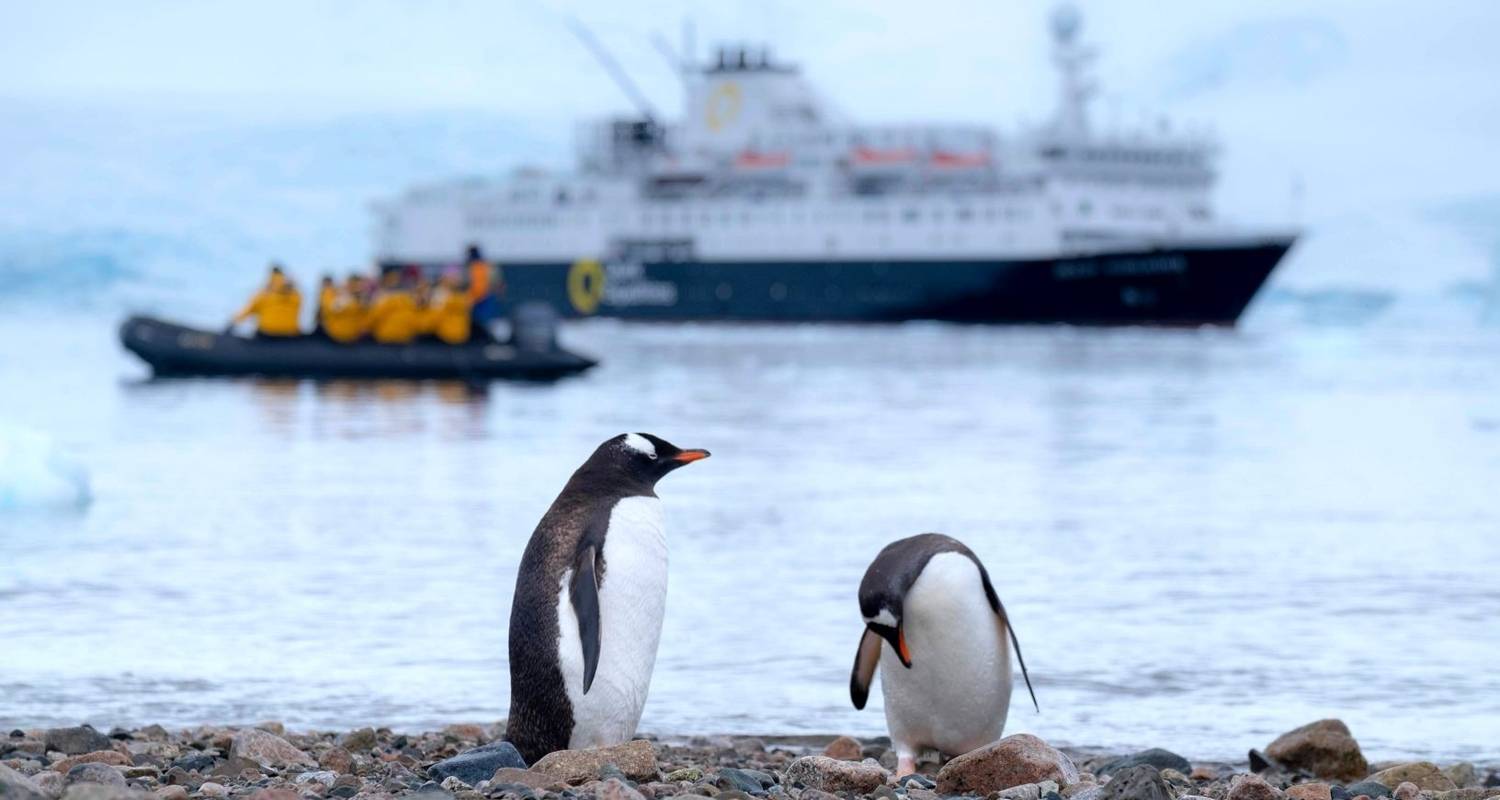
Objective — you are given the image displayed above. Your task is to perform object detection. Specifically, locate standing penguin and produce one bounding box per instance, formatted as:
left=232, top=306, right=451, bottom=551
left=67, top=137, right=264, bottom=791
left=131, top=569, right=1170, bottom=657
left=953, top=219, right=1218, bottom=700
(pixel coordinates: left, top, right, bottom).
left=849, top=533, right=1038, bottom=777
left=505, top=433, right=709, bottom=763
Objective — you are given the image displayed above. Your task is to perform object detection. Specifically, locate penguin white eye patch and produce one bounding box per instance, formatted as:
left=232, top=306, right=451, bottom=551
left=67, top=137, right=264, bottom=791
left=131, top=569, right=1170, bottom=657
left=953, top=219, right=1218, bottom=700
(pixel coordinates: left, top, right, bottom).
left=623, top=433, right=657, bottom=457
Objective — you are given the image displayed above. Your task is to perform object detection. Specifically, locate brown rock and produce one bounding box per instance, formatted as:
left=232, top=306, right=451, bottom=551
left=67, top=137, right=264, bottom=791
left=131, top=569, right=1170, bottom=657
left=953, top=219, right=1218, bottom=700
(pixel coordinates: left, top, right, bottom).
left=1287, top=783, right=1333, bottom=800
left=1191, top=767, right=1221, bottom=782
left=784, top=756, right=888, bottom=794
left=1229, top=774, right=1283, bottom=800
left=531, top=741, right=658, bottom=784
left=318, top=749, right=353, bottom=775
left=597, top=778, right=646, bottom=800
left=936, top=735, right=1080, bottom=796
left=1266, top=720, right=1369, bottom=783
left=197, top=782, right=227, bottom=798
left=54, top=754, right=131, bottom=775
left=441, top=726, right=486, bottom=744
left=227, top=730, right=314, bottom=771
left=1443, top=766, right=1479, bottom=791
left=34, top=770, right=66, bottom=799
left=247, top=788, right=298, bottom=800
left=488, top=768, right=566, bottom=791
left=253, top=723, right=285, bottom=737
left=59, top=786, right=150, bottom=800
left=1370, top=764, right=1459, bottom=793
left=154, top=787, right=187, bottom=800
left=821, top=738, right=862, bottom=762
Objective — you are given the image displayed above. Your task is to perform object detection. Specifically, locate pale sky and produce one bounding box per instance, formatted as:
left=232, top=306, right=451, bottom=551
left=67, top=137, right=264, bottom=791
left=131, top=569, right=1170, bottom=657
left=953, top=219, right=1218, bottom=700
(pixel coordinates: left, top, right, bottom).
left=4, top=0, right=1499, bottom=289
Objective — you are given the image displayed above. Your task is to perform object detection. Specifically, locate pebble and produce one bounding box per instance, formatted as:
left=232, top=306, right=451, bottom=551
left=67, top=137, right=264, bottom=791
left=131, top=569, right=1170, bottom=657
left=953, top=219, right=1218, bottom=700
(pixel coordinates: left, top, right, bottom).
left=198, top=782, right=228, bottom=798
left=65, top=764, right=126, bottom=789
left=531, top=741, right=657, bottom=784
left=597, top=779, right=646, bottom=800
left=44, top=729, right=114, bottom=758
left=821, top=738, right=862, bottom=762
left=1369, top=764, right=1459, bottom=793
left=298, top=771, right=341, bottom=788
left=54, top=753, right=131, bottom=774
left=428, top=743, right=528, bottom=787
left=715, top=769, right=773, bottom=796
left=0, top=764, right=49, bottom=800
left=1097, top=765, right=1172, bottom=800
left=1392, top=784, right=1421, bottom=800
left=168, top=754, right=216, bottom=774
left=155, top=786, right=188, bottom=800
left=1100, top=750, right=1192, bottom=776
left=1265, top=721, right=1369, bottom=783
left=1346, top=783, right=1393, bottom=799
left=1286, top=783, right=1333, bottom=800
left=1228, top=774, right=1283, bottom=800
left=783, top=756, right=887, bottom=795
left=228, top=730, right=315, bottom=771
left=665, top=769, right=703, bottom=783
left=935, top=734, right=1080, bottom=796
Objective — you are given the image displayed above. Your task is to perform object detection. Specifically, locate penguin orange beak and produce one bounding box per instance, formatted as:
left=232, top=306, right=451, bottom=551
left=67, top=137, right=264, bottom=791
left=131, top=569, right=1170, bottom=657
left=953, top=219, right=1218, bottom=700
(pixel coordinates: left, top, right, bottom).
left=673, top=449, right=710, bottom=463
left=869, top=622, right=912, bottom=668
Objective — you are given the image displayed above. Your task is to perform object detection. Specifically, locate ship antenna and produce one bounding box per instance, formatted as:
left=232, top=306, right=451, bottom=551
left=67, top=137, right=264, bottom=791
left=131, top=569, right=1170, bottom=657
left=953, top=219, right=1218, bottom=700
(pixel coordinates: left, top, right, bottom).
left=566, top=18, right=661, bottom=123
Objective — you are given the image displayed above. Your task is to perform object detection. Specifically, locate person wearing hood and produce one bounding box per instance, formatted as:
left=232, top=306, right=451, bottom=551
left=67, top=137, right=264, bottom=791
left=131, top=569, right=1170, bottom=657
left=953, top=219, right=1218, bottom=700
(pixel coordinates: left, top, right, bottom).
left=230, top=264, right=302, bottom=338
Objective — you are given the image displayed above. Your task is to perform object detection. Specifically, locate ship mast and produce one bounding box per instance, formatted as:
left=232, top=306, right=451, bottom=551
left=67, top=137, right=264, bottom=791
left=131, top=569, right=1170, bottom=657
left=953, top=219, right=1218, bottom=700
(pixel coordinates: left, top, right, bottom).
left=1049, top=4, right=1097, bottom=137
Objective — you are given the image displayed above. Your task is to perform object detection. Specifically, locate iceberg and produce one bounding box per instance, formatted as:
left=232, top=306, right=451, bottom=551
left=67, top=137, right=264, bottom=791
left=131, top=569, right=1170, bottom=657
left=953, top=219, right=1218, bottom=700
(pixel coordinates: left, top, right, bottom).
left=0, top=423, right=91, bottom=511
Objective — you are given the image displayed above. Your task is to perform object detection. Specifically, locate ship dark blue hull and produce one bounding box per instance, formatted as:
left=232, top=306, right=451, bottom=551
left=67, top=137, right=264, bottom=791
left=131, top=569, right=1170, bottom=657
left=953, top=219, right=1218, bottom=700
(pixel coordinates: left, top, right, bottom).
left=399, top=238, right=1293, bottom=325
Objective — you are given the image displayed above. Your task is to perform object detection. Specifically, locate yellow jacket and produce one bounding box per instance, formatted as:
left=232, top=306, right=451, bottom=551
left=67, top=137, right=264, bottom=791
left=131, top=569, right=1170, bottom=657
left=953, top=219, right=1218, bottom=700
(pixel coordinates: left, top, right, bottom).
left=321, top=290, right=366, bottom=343
left=234, top=285, right=302, bottom=337
left=429, top=288, right=472, bottom=344
left=368, top=289, right=418, bottom=344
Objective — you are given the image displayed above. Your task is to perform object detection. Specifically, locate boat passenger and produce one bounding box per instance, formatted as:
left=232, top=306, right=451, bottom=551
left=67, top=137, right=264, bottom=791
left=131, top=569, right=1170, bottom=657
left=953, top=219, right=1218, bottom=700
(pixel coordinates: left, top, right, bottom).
left=321, top=283, right=366, bottom=344
left=367, top=271, right=419, bottom=345
left=428, top=269, right=473, bottom=345
left=230, top=265, right=302, bottom=338
left=466, top=245, right=505, bottom=325
left=313, top=275, right=337, bottom=337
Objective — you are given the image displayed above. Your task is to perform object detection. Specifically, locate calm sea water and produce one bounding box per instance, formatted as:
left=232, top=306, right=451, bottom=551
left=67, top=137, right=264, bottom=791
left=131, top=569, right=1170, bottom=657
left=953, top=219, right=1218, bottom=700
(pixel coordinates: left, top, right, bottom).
left=2, top=308, right=1498, bottom=764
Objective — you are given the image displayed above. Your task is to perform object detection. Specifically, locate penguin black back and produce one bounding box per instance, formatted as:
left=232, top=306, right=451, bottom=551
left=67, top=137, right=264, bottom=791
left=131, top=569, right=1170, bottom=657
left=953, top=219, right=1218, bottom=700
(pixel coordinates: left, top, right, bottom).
left=505, top=433, right=709, bottom=763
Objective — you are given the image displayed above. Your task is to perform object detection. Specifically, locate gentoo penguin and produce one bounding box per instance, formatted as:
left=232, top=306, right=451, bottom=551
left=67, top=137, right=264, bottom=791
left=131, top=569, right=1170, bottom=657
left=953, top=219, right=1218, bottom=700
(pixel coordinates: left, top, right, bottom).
left=505, top=433, right=709, bottom=763
left=849, top=533, right=1037, bottom=777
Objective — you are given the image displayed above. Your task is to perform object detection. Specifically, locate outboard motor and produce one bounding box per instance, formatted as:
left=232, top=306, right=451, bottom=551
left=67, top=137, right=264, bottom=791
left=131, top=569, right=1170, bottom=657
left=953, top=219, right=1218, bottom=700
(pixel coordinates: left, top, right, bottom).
left=511, top=302, right=561, bottom=353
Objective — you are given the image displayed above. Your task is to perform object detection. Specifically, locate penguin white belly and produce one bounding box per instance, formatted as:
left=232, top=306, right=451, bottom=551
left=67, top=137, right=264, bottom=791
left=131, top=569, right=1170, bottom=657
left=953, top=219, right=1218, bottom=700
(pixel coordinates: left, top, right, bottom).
left=555, top=496, right=668, bottom=749
left=879, top=552, right=1012, bottom=758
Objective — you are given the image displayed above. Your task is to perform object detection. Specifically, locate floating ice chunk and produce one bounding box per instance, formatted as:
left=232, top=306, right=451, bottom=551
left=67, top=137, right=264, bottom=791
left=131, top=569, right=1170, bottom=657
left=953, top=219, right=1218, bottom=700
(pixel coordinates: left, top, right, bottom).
left=0, top=423, right=91, bottom=511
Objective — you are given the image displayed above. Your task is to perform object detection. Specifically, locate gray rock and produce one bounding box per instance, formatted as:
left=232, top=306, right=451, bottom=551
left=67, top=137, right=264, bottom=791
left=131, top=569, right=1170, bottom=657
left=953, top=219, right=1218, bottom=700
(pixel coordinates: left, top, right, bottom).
left=59, top=786, right=147, bottom=800
left=1265, top=721, right=1369, bottom=783
left=665, top=769, right=702, bottom=783
left=166, top=754, right=214, bottom=775
left=63, top=766, right=124, bottom=790
left=0, top=764, right=49, bottom=800
left=716, top=770, right=773, bottom=796
left=1101, top=751, right=1192, bottom=777
left=296, top=771, right=340, bottom=788
left=1444, top=766, right=1479, bottom=791
left=1345, top=781, right=1393, bottom=798
left=898, top=775, right=936, bottom=790
left=430, top=743, right=529, bottom=786
left=337, top=729, right=378, bottom=752
left=44, top=729, right=112, bottom=758
left=1098, top=766, right=1172, bottom=800
left=936, top=735, right=1080, bottom=796
left=1068, top=787, right=1105, bottom=800
left=783, top=756, right=888, bottom=794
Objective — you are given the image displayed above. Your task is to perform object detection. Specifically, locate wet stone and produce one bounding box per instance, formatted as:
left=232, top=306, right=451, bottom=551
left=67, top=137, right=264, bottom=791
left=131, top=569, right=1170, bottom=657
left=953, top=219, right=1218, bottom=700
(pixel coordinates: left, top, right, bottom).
left=65, top=765, right=126, bottom=789
left=45, top=730, right=114, bottom=759
left=1098, top=766, right=1172, bottom=800
left=1100, top=751, right=1192, bottom=777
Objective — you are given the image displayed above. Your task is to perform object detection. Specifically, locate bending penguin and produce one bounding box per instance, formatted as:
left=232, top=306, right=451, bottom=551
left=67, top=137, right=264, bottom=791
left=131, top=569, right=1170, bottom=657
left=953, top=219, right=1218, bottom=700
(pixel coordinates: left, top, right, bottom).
left=849, top=533, right=1038, bottom=777
left=505, top=433, right=710, bottom=764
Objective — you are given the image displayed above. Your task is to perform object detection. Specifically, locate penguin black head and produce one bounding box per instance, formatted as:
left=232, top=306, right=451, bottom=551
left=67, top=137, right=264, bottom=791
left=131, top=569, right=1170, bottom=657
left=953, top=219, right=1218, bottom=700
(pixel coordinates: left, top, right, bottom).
left=584, top=432, right=710, bottom=489
left=856, top=534, right=970, bottom=669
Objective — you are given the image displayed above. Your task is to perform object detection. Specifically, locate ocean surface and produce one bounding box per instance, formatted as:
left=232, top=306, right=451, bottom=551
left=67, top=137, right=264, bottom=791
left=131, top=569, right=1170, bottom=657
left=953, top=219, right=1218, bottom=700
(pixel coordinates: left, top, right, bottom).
left=2, top=104, right=1499, bottom=765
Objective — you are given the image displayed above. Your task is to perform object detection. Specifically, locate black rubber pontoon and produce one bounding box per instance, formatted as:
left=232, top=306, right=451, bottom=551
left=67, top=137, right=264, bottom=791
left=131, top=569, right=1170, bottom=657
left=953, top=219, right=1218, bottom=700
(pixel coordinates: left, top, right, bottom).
left=119, top=314, right=596, bottom=381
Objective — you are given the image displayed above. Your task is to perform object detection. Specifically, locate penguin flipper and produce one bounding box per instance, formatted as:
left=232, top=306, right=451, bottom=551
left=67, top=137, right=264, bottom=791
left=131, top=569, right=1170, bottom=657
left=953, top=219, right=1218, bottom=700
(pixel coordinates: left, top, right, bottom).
left=570, top=544, right=602, bottom=694
left=977, top=567, right=1039, bottom=713
left=849, top=628, right=882, bottom=709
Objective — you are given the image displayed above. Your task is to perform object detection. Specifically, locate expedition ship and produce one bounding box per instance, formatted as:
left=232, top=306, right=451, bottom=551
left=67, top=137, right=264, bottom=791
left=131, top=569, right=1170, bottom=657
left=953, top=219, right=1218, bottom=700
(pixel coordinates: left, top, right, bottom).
left=373, top=8, right=1295, bottom=324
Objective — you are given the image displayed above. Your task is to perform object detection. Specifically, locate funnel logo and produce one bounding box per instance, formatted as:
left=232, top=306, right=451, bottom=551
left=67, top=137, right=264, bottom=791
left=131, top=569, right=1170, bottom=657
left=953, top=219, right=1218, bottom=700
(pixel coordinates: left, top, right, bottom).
left=705, top=82, right=743, bottom=132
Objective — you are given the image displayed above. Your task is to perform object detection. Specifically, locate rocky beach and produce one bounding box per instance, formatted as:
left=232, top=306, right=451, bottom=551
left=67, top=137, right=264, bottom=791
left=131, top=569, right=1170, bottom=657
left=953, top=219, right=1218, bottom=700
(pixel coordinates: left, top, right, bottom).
left=1, top=722, right=1495, bottom=800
